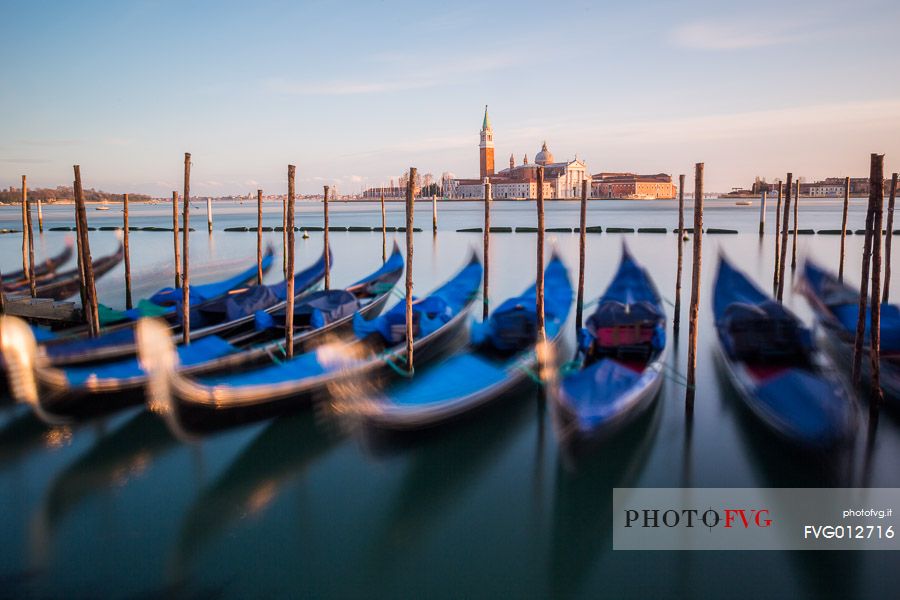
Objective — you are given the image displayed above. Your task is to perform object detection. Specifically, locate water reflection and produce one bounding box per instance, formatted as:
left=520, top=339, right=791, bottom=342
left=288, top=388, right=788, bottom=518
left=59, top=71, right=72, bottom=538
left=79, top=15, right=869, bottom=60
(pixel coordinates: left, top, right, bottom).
left=548, top=397, right=661, bottom=599
left=30, top=411, right=177, bottom=568
left=0, top=409, right=69, bottom=468
left=170, top=412, right=341, bottom=581
left=360, top=393, right=532, bottom=580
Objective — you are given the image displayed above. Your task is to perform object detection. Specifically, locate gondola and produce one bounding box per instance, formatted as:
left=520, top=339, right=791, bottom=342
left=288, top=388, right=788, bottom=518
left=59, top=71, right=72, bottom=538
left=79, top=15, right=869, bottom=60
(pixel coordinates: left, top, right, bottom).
left=2, top=246, right=404, bottom=422
left=364, top=252, right=572, bottom=430
left=4, top=242, right=124, bottom=301
left=137, top=252, right=481, bottom=433
left=799, top=260, right=900, bottom=408
left=714, top=257, right=855, bottom=447
left=2, top=240, right=74, bottom=286
left=550, top=247, right=666, bottom=446
left=37, top=245, right=278, bottom=366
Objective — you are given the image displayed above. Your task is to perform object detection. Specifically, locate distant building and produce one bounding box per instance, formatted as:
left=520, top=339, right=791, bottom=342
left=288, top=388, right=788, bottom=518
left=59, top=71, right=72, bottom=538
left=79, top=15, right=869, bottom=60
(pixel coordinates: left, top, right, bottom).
left=750, top=176, right=895, bottom=197
left=450, top=106, right=589, bottom=199
left=591, top=173, right=676, bottom=199
left=362, top=186, right=403, bottom=198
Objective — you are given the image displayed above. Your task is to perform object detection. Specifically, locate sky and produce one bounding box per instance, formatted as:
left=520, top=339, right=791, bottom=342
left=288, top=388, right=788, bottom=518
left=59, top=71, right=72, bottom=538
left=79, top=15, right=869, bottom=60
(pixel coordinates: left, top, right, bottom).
left=2, top=0, right=900, bottom=195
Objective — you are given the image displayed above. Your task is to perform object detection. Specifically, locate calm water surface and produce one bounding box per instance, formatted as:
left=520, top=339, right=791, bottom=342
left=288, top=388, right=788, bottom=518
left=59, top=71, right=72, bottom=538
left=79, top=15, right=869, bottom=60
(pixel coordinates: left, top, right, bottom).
left=1, top=199, right=899, bottom=598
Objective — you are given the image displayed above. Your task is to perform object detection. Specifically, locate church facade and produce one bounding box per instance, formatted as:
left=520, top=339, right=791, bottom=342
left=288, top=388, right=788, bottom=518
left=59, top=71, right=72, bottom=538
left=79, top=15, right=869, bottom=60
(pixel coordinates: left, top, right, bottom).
left=449, top=107, right=589, bottom=199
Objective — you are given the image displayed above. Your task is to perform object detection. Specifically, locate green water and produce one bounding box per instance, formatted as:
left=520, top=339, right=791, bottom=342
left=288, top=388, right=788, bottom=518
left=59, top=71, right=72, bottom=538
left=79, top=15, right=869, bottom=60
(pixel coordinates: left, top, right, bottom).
left=1, top=199, right=898, bottom=598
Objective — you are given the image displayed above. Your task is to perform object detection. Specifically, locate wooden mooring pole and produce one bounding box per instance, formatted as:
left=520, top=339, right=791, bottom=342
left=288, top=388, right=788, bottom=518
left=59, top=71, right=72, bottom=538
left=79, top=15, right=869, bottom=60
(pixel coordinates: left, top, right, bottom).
left=432, top=193, right=438, bottom=234
left=686, top=163, right=704, bottom=409
left=36, top=195, right=43, bottom=233
left=282, top=193, right=288, bottom=279
left=172, top=191, right=181, bottom=289
left=758, top=189, right=767, bottom=235
left=123, top=193, right=132, bottom=309
left=839, top=176, right=851, bottom=282
left=74, top=165, right=99, bottom=337
left=257, top=189, right=263, bottom=284
left=773, top=181, right=783, bottom=292
left=576, top=179, right=588, bottom=331
left=22, top=176, right=36, bottom=298
left=182, top=153, right=191, bottom=345
left=206, top=197, right=213, bottom=233
left=852, top=155, right=882, bottom=386
left=405, top=167, right=416, bottom=372
left=791, top=180, right=800, bottom=270
left=285, top=166, right=296, bottom=359
left=75, top=181, right=87, bottom=318
left=323, top=185, right=330, bottom=290
left=870, top=157, right=887, bottom=407
left=20, top=176, right=31, bottom=292
left=674, top=174, right=685, bottom=332
left=380, top=190, right=386, bottom=263
left=483, top=178, right=491, bottom=320
left=777, top=174, right=793, bottom=301
left=883, top=174, right=898, bottom=303
left=536, top=167, right=546, bottom=343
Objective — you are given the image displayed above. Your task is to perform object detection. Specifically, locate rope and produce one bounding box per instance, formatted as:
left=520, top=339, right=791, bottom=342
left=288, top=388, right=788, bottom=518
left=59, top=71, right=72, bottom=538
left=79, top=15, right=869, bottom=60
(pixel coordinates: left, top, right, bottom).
left=661, top=361, right=694, bottom=390
left=383, top=351, right=414, bottom=378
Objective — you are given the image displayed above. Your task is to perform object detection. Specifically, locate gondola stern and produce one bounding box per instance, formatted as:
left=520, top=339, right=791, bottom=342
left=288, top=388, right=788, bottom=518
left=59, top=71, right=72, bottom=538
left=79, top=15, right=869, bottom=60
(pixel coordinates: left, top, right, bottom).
left=0, top=315, right=40, bottom=408
left=135, top=318, right=180, bottom=418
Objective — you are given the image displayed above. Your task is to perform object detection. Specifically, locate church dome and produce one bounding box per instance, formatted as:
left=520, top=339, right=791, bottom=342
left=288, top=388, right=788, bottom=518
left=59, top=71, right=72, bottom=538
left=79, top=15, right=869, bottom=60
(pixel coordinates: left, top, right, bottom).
left=535, top=141, right=553, bottom=165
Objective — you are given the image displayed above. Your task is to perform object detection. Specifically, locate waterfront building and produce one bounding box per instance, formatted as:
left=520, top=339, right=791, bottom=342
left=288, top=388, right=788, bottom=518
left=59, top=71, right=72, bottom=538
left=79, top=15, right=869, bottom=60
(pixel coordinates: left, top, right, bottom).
left=449, top=107, right=589, bottom=199
left=591, top=172, right=677, bottom=199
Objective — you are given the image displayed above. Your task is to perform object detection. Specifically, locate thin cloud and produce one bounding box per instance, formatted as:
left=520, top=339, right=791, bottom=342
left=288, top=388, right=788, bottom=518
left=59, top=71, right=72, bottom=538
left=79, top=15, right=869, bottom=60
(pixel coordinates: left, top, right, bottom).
left=670, top=18, right=811, bottom=50
left=0, top=158, right=51, bottom=164
left=16, top=138, right=82, bottom=147
left=265, top=54, right=515, bottom=96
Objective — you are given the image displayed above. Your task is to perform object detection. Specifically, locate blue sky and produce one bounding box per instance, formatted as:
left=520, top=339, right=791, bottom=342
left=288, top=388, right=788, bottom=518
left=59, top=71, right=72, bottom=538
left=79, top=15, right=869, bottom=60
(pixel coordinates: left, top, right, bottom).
left=2, top=0, right=899, bottom=195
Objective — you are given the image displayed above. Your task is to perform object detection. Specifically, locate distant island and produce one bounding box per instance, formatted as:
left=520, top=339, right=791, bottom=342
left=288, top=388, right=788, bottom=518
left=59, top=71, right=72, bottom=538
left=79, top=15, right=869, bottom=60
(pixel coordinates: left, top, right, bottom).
left=0, top=185, right=152, bottom=205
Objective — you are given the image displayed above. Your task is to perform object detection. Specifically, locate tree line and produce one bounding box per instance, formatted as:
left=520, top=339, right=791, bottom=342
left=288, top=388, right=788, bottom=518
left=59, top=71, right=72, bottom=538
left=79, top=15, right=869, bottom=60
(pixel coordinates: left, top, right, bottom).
left=0, top=185, right=151, bottom=204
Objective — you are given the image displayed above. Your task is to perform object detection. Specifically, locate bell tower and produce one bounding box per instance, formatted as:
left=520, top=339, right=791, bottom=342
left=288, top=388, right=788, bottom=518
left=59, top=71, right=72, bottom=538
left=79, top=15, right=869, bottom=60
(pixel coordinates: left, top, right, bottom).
left=479, top=105, right=495, bottom=180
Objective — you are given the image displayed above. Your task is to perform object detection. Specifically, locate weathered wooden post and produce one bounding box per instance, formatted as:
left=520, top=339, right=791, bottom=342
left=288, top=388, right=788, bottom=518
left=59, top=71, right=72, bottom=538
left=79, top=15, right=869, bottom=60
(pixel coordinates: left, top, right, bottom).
left=22, top=176, right=36, bottom=298
left=870, top=158, right=887, bottom=407
left=36, top=195, right=43, bottom=233
left=483, top=178, right=492, bottom=320
left=686, top=163, right=704, bottom=408
left=285, top=166, right=297, bottom=358
left=839, top=176, right=851, bottom=282
left=172, top=191, right=181, bottom=289
left=257, top=189, right=263, bottom=284
left=282, top=193, right=288, bottom=278
left=773, top=182, right=783, bottom=292
left=883, top=174, right=898, bottom=302
left=536, top=166, right=546, bottom=342
left=206, top=197, right=213, bottom=233
left=576, top=179, right=588, bottom=331
left=791, top=180, right=800, bottom=270
left=20, top=176, right=30, bottom=288
left=74, top=166, right=99, bottom=337
left=852, top=155, right=882, bottom=386
left=123, top=193, right=132, bottom=309
left=777, top=174, right=793, bottom=301
left=674, top=174, right=686, bottom=332
left=323, top=185, right=330, bottom=290
left=182, top=153, right=191, bottom=345
left=405, top=167, right=416, bottom=372
left=759, top=189, right=767, bottom=235
left=432, top=193, right=438, bottom=234
left=380, top=190, right=387, bottom=263
left=74, top=181, right=87, bottom=318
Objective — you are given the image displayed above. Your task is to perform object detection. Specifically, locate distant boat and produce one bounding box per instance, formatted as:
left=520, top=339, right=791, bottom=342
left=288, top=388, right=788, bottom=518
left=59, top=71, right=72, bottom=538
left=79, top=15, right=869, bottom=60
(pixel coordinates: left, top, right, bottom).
left=95, top=205, right=110, bottom=211
left=735, top=200, right=752, bottom=206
